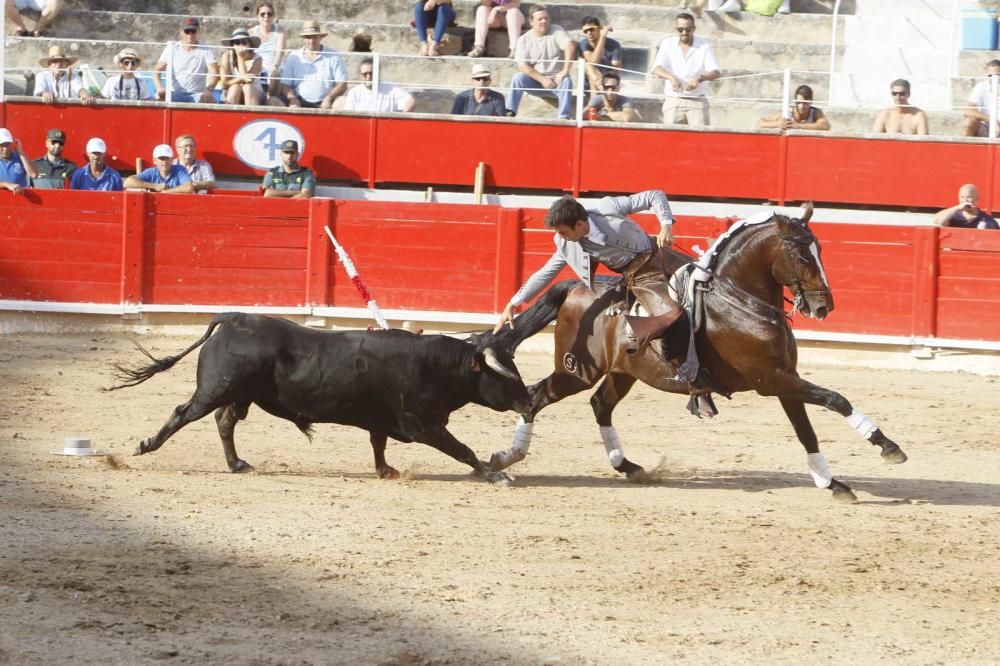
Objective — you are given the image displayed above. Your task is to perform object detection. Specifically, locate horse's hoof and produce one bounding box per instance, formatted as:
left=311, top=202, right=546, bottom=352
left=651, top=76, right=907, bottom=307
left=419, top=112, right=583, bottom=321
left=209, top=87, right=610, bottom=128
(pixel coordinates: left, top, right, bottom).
left=489, top=450, right=524, bottom=472
left=485, top=470, right=513, bottom=486
left=229, top=460, right=254, bottom=473
left=615, top=459, right=644, bottom=478
left=132, top=441, right=146, bottom=456
left=830, top=478, right=858, bottom=503
left=377, top=466, right=401, bottom=480
left=880, top=446, right=908, bottom=465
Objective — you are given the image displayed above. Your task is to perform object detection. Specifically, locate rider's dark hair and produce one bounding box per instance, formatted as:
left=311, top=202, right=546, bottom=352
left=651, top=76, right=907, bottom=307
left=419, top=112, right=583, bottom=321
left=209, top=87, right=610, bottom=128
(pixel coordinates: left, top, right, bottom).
left=545, top=195, right=587, bottom=230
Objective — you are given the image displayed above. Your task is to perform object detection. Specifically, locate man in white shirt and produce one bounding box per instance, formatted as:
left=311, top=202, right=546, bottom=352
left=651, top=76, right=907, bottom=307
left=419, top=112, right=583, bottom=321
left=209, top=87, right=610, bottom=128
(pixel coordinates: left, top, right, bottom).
left=153, top=17, right=219, bottom=103
left=33, top=45, right=93, bottom=105
left=278, top=21, right=347, bottom=109
left=343, top=58, right=415, bottom=113
left=173, top=134, right=216, bottom=194
left=963, top=59, right=1000, bottom=138
left=651, top=12, right=721, bottom=126
left=508, top=5, right=575, bottom=120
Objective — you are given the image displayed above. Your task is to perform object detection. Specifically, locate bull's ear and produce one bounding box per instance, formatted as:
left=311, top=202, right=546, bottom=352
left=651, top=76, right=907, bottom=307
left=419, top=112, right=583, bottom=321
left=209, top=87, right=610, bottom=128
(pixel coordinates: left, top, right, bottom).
left=470, top=353, right=483, bottom=373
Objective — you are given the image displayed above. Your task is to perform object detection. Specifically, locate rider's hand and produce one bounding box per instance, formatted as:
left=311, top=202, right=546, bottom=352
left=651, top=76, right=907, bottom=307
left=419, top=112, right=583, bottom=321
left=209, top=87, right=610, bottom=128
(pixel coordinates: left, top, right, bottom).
left=657, top=225, right=674, bottom=248
left=493, top=302, right=518, bottom=334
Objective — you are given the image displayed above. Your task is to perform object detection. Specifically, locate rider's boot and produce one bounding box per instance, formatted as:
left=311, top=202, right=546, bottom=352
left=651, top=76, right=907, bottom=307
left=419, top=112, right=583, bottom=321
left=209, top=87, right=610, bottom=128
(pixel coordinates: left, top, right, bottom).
left=625, top=310, right=681, bottom=354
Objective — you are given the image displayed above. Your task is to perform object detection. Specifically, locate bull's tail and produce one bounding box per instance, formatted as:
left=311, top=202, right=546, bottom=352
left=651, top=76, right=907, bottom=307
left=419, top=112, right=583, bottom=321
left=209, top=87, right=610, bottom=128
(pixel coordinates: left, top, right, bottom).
left=107, top=313, right=236, bottom=390
left=494, top=280, right=580, bottom=353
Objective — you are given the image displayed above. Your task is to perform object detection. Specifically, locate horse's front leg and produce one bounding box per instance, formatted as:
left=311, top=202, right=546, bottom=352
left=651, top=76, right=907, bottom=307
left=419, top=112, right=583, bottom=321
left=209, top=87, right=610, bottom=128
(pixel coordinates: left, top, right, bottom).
left=764, top=372, right=907, bottom=464
left=779, top=396, right=857, bottom=503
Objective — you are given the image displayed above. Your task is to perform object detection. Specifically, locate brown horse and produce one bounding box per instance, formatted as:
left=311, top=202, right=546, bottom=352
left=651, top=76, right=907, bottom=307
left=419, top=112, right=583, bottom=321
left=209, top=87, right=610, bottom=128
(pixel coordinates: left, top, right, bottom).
left=487, top=204, right=907, bottom=502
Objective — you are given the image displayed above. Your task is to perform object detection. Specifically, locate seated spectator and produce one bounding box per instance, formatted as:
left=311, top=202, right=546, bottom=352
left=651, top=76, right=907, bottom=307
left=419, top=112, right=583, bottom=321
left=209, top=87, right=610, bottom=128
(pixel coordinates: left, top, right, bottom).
left=174, top=134, right=216, bottom=194
left=34, top=45, right=93, bottom=105
left=933, top=184, right=999, bottom=230
left=585, top=72, right=637, bottom=122
left=451, top=63, right=508, bottom=116
left=651, top=12, right=721, bottom=127
left=262, top=140, right=315, bottom=198
left=872, top=79, right=928, bottom=135
left=249, top=2, right=286, bottom=92
left=5, top=0, right=63, bottom=37
left=757, top=84, right=830, bottom=131
left=508, top=5, right=575, bottom=120
left=413, top=0, right=455, bottom=57
left=578, top=16, right=622, bottom=94
left=31, top=127, right=77, bottom=188
left=468, top=0, right=524, bottom=59
left=963, top=59, right=1000, bottom=138
left=69, top=137, right=123, bottom=191
left=153, top=17, right=219, bottom=104
left=0, top=127, right=33, bottom=193
left=124, top=144, right=194, bottom=194
left=101, top=48, right=154, bottom=101
left=220, top=28, right=264, bottom=106
left=277, top=21, right=347, bottom=109
left=708, top=0, right=790, bottom=13
left=344, top=58, right=416, bottom=113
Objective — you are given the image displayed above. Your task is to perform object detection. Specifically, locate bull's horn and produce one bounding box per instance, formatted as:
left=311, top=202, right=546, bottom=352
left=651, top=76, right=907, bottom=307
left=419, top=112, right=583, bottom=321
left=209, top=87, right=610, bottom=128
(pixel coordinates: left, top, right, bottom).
left=800, top=201, right=814, bottom=224
left=482, top=347, right=519, bottom=381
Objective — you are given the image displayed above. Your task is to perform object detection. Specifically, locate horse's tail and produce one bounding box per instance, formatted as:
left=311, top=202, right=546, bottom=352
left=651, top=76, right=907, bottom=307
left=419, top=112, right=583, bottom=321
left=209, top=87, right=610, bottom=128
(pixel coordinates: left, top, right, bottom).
left=494, top=280, right=580, bottom=353
left=107, top=313, right=236, bottom=390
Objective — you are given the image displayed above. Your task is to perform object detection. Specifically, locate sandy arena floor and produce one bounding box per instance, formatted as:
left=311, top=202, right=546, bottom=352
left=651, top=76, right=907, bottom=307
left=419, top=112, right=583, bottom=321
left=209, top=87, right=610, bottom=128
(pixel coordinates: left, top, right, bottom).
left=1, top=330, right=998, bottom=665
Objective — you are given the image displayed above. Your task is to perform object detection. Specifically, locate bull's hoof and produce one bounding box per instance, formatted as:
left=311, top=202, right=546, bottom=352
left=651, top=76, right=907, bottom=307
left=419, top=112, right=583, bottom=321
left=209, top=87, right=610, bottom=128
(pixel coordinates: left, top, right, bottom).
left=484, top=470, right=513, bottom=486
left=615, top=459, right=645, bottom=480
left=829, top=478, right=858, bottom=503
left=377, top=465, right=400, bottom=480
left=228, top=459, right=254, bottom=473
left=871, top=430, right=908, bottom=464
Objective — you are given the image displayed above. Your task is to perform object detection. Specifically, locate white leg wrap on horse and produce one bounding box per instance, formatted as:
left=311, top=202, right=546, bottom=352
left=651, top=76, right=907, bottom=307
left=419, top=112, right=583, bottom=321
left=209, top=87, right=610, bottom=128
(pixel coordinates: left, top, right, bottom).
left=600, top=426, right=625, bottom=468
left=807, top=452, right=833, bottom=489
left=493, top=417, right=532, bottom=469
left=846, top=409, right=878, bottom=440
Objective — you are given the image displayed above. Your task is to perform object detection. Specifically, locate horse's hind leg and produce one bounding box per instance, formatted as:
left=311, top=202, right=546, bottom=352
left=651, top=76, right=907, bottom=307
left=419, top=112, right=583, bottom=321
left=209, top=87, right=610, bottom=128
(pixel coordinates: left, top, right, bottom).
left=490, top=372, right=594, bottom=471
left=135, top=397, right=217, bottom=457
left=214, top=402, right=252, bottom=473
left=591, top=373, right=644, bottom=478
left=779, top=397, right=857, bottom=503
left=769, top=374, right=907, bottom=464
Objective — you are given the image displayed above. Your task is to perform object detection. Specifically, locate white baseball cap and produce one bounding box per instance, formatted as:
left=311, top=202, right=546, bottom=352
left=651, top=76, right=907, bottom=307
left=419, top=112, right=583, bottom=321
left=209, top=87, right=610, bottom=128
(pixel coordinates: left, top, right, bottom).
left=85, top=137, right=106, bottom=153
left=0, top=128, right=13, bottom=144
left=152, top=144, right=173, bottom=160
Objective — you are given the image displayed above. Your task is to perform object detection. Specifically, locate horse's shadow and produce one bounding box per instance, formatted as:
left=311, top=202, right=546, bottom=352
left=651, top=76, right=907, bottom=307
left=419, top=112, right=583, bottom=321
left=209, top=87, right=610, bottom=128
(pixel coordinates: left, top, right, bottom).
left=174, top=465, right=999, bottom=508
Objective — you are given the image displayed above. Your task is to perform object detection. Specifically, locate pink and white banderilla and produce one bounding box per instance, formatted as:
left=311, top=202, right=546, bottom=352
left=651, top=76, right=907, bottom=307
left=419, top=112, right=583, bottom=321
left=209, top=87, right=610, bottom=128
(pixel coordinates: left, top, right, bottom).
left=323, top=226, right=389, bottom=330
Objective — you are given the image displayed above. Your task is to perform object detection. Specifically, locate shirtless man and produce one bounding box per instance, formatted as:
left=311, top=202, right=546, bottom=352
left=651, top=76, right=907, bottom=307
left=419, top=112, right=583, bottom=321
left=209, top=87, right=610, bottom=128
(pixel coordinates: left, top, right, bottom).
left=872, top=79, right=928, bottom=135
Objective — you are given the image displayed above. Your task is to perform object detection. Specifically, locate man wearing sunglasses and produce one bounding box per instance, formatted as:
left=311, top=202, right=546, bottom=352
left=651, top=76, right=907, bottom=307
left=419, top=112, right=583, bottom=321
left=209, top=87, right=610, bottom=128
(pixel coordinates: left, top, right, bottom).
left=578, top=16, right=621, bottom=94
left=584, top=72, right=637, bottom=122
left=31, top=128, right=78, bottom=189
left=450, top=63, right=507, bottom=116
left=872, top=79, right=928, bottom=135
left=153, top=17, right=220, bottom=104
left=651, top=12, right=721, bottom=126
left=101, top=48, right=153, bottom=101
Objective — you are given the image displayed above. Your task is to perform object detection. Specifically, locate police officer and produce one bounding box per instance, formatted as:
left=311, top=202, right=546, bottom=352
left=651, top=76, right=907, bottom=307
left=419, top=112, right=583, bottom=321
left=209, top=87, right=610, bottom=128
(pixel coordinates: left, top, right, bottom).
left=32, top=128, right=78, bottom=189
left=262, top=139, right=315, bottom=198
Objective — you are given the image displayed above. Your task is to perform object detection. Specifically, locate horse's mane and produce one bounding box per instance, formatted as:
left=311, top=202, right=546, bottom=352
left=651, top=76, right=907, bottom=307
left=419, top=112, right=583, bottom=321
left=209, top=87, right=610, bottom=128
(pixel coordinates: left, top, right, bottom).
left=692, top=211, right=813, bottom=282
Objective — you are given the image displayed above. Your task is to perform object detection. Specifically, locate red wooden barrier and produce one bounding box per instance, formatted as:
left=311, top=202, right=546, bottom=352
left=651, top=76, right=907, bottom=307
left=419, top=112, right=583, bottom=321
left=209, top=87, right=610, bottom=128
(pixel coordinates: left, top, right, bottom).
left=1, top=190, right=999, bottom=344
left=6, top=99, right=1000, bottom=211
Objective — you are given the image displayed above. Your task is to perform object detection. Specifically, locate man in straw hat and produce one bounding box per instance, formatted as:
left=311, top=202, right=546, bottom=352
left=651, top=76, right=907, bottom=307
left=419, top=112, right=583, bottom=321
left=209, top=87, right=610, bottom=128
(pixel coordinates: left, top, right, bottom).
left=33, top=45, right=93, bottom=105
left=153, top=17, right=219, bottom=103
left=5, top=0, right=63, bottom=37
left=101, top=47, right=153, bottom=101
left=450, top=63, right=507, bottom=116
left=276, top=20, right=347, bottom=108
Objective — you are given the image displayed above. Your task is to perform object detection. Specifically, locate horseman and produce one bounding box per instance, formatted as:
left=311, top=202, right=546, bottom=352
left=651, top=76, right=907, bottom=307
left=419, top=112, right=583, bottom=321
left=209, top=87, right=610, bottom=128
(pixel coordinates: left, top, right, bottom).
left=494, top=190, right=694, bottom=379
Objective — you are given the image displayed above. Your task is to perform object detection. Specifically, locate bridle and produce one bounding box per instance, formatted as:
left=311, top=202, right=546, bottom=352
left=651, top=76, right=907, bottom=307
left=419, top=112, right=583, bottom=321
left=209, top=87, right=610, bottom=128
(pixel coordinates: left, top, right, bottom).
left=775, top=220, right=828, bottom=315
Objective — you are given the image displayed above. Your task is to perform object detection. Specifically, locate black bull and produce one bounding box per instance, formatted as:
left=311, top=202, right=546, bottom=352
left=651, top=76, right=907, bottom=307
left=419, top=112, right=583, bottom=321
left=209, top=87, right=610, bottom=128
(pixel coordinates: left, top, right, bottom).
left=108, top=313, right=529, bottom=484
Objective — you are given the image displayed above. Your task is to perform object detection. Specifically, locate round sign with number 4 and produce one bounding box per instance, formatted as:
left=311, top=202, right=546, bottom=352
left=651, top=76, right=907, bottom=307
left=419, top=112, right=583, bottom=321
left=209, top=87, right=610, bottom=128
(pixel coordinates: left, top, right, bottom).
left=233, top=119, right=306, bottom=170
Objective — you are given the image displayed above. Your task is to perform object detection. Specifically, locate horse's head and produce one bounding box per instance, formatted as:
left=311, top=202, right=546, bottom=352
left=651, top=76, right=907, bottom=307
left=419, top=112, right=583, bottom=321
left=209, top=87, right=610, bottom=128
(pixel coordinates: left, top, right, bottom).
left=771, top=203, right=835, bottom=320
